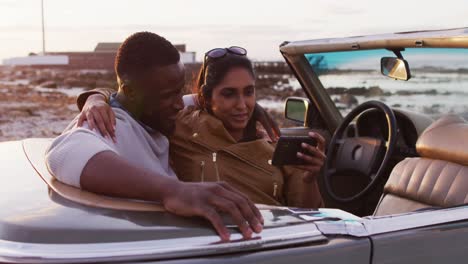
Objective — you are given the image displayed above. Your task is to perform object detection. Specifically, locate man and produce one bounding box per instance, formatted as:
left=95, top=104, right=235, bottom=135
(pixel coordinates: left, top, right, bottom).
left=46, top=32, right=263, bottom=241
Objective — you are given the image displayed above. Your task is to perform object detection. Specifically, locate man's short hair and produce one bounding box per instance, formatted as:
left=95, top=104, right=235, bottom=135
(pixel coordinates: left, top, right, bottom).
left=115, top=32, right=180, bottom=83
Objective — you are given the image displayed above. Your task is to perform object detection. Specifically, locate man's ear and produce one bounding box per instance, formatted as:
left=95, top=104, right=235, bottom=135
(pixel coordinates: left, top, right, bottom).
left=121, top=82, right=137, bottom=102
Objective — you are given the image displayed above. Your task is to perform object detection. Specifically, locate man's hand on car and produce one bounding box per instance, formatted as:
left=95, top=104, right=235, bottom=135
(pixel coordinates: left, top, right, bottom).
left=162, top=180, right=264, bottom=241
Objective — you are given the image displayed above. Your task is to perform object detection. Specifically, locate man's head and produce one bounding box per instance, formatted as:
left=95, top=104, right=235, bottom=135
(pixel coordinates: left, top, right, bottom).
left=115, top=32, right=185, bottom=136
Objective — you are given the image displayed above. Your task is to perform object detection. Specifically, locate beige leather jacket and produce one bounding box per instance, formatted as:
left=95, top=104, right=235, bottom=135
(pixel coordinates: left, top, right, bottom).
left=170, top=107, right=323, bottom=207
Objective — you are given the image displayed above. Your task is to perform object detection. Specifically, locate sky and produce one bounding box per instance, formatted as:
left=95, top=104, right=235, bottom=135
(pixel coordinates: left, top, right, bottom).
left=0, top=0, right=467, bottom=63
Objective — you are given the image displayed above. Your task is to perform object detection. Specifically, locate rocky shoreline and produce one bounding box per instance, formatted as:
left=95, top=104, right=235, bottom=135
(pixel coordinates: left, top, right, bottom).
left=0, top=82, right=76, bottom=141
left=1, top=66, right=466, bottom=142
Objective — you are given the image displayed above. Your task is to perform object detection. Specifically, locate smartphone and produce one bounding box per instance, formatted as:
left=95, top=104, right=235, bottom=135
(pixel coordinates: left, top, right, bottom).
left=271, top=136, right=317, bottom=166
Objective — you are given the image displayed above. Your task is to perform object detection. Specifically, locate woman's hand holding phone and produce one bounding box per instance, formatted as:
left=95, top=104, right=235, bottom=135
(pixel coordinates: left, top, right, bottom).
left=295, top=132, right=327, bottom=182
left=272, top=132, right=326, bottom=182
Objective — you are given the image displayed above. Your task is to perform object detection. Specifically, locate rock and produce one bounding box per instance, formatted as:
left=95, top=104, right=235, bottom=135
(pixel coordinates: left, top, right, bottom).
left=348, top=87, right=368, bottom=96
left=396, top=89, right=439, bottom=96
left=39, top=81, right=57, bottom=89
left=338, top=94, right=358, bottom=107
left=80, top=80, right=96, bottom=89
left=95, top=79, right=116, bottom=89
left=326, top=87, right=348, bottom=95
left=31, top=77, right=47, bottom=85
left=422, top=105, right=441, bottom=115
left=425, top=89, right=437, bottom=95
left=63, top=77, right=83, bottom=87
left=292, top=89, right=306, bottom=97
left=366, top=86, right=384, bottom=97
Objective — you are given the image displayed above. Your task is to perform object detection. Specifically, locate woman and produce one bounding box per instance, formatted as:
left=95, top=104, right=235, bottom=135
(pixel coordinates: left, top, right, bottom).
left=76, top=46, right=325, bottom=208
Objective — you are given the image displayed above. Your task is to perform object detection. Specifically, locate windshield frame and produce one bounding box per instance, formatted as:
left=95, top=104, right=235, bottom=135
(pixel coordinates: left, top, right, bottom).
left=280, top=27, right=468, bottom=133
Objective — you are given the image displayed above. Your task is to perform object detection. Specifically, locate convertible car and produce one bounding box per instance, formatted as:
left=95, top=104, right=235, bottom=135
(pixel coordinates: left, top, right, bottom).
left=1, top=28, right=468, bottom=263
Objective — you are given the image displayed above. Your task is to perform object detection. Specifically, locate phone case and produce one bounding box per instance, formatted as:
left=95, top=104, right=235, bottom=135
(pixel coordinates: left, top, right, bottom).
left=271, top=136, right=317, bottom=166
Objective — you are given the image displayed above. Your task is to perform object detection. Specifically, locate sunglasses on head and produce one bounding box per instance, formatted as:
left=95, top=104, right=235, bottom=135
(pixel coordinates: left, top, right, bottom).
left=204, top=46, right=247, bottom=61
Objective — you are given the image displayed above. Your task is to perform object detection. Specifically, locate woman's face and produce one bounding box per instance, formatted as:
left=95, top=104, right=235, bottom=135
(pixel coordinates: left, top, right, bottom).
left=209, top=67, right=256, bottom=134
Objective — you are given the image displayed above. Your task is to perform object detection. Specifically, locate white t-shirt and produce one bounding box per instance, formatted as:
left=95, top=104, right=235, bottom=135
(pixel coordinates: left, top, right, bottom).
left=46, top=108, right=177, bottom=188
left=182, top=94, right=196, bottom=108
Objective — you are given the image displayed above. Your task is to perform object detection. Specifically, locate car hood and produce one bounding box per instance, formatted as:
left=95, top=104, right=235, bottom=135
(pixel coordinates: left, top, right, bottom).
left=3, top=139, right=468, bottom=263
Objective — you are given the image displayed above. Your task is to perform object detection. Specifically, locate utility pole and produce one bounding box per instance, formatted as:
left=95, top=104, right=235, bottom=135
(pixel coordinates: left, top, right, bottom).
left=41, top=0, right=46, bottom=54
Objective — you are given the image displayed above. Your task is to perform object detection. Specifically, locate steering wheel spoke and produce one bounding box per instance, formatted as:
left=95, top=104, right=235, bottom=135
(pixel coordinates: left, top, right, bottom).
left=336, top=139, right=345, bottom=145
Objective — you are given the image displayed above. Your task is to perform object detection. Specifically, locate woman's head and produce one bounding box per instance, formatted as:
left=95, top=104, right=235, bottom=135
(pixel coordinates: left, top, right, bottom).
left=194, top=47, right=256, bottom=137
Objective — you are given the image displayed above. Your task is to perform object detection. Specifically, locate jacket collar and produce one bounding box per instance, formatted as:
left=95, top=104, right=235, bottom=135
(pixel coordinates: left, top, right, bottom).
left=190, top=110, right=276, bottom=173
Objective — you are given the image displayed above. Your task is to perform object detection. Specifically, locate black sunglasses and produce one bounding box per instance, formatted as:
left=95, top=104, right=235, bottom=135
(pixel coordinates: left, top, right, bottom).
left=204, top=46, right=247, bottom=62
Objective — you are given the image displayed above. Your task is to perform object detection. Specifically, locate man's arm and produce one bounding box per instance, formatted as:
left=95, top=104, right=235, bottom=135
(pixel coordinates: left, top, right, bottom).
left=80, top=151, right=173, bottom=201
left=46, top=125, right=264, bottom=242
left=82, top=151, right=264, bottom=241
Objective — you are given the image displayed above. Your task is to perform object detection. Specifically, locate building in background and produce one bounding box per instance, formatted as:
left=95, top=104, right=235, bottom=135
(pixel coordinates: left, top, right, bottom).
left=2, top=55, right=68, bottom=67
left=2, top=43, right=196, bottom=70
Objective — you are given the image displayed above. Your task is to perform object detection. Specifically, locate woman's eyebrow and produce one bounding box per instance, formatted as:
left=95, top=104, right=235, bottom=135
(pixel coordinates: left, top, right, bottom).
left=219, top=87, right=237, bottom=91
left=219, top=85, right=255, bottom=91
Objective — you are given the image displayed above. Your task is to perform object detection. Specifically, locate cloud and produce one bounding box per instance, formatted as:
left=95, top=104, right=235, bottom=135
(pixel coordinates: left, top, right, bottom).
left=327, top=5, right=364, bottom=15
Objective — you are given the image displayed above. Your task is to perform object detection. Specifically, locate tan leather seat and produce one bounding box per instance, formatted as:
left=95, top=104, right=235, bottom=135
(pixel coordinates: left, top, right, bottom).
left=374, top=115, right=468, bottom=216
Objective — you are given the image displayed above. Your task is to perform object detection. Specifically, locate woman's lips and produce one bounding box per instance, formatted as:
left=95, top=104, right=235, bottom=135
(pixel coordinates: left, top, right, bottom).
left=232, top=113, right=249, bottom=122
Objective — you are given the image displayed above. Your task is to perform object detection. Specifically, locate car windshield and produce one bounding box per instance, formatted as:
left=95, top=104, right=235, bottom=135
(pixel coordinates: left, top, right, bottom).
left=304, top=48, right=468, bottom=119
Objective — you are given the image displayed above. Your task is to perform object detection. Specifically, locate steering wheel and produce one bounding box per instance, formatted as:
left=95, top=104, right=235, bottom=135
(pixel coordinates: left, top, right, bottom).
left=323, top=100, right=398, bottom=203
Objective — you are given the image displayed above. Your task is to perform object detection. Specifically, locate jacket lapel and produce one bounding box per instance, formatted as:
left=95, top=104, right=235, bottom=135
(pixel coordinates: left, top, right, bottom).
left=183, top=109, right=276, bottom=174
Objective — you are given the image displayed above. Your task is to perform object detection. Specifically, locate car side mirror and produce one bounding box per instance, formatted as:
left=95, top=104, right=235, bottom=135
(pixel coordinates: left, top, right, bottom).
left=284, top=97, right=310, bottom=125
left=381, top=57, right=411, bottom=81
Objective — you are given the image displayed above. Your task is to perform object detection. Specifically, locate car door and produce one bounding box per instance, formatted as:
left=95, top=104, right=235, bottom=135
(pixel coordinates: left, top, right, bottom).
left=368, top=206, right=468, bottom=263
